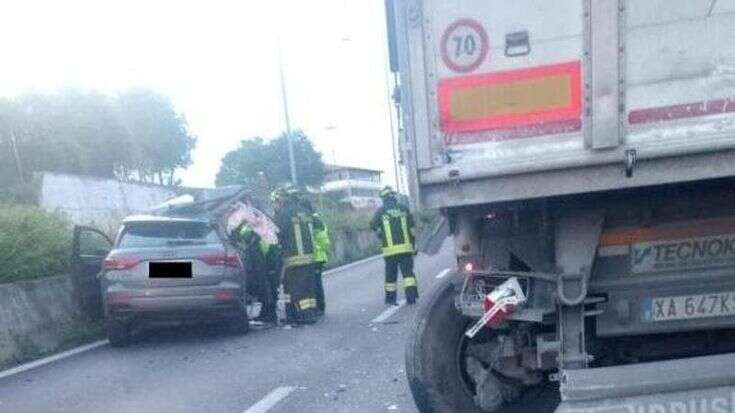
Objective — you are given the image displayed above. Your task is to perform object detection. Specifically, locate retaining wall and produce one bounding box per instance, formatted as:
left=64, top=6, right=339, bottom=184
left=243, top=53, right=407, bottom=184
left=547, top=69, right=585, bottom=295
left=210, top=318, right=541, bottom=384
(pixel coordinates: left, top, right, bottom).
left=0, top=274, right=97, bottom=370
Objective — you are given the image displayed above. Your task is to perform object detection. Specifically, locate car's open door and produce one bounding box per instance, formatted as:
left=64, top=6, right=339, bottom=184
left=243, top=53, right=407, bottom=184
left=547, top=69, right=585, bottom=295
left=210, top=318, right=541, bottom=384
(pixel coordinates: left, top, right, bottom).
left=71, top=226, right=113, bottom=319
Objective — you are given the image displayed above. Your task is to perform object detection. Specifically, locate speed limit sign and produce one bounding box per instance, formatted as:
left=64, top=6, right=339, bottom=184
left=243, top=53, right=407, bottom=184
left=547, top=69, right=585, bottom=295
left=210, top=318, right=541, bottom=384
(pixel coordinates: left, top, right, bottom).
left=440, top=18, right=489, bottom=73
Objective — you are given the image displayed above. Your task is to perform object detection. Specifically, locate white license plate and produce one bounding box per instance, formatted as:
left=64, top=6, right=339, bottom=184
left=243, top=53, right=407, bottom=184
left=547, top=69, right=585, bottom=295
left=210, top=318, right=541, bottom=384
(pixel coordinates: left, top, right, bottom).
left=643, top=292, right=735, bottom=322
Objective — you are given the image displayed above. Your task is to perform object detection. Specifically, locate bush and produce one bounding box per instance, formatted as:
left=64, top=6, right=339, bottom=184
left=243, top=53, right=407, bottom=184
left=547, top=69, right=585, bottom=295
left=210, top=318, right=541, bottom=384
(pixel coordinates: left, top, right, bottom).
left=0, top=206, right=71, bottom=283
left=321, top=208, right=373, bottom=232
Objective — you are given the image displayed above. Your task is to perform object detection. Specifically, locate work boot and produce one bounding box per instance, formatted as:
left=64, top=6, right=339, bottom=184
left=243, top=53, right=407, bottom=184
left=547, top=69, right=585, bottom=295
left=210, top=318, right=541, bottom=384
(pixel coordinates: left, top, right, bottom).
left=254, top=304, right=278, bottom=323
left=406, top=287, right=418, bottom=305
left=300, top=308, right=319, bottom=325
left=385, top=290, right=397, bottom=305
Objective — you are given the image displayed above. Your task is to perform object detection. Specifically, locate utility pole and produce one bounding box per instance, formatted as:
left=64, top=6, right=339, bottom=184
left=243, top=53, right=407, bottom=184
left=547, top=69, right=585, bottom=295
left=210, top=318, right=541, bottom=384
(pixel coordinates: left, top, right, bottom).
left=277, top=37, right=298, bottom=185
left=384, top=65, right=402, bottom=193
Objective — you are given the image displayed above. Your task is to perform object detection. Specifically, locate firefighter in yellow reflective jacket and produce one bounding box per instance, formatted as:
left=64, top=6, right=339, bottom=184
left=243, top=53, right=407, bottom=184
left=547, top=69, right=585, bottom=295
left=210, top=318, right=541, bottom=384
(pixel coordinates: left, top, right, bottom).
left=370, top=186, right=418, bottom=305
left=299, top=196, right=330, bottom=315
left=233, top=222, right=279, bottom=323
left=273, top=185, right=324, bottom=324
left=312, top=212, right=331, bottom=315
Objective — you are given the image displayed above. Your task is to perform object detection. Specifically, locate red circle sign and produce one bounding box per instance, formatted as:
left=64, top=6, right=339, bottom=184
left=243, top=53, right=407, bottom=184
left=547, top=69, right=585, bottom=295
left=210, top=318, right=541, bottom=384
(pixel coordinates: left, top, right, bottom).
left=440, top=18, right=489, bottom=74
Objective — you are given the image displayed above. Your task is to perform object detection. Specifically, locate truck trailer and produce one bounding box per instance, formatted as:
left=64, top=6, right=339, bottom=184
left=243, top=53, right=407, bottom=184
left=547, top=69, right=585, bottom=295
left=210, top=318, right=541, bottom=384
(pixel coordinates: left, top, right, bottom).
left=386, top=0, right=735, bottom=411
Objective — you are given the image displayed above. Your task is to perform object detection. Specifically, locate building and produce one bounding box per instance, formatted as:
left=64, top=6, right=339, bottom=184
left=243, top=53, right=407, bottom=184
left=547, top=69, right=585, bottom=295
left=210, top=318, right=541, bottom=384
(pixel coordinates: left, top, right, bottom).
left=321, top=164, right=383, bottom=209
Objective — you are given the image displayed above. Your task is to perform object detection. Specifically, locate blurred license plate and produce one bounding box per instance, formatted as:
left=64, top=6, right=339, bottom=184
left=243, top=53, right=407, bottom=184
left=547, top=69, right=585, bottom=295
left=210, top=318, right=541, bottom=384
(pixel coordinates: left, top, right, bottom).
left=644, top=291, right=735, bottom=322
left=149, top=262, right=192, bottom=278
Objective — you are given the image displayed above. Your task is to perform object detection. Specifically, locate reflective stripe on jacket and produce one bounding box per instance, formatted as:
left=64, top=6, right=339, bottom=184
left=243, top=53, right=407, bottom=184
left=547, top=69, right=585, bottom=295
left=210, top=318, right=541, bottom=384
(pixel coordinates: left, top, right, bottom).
left=276, top=203, right=324, bottom=267
left=371, top=205, right=415, bottom=257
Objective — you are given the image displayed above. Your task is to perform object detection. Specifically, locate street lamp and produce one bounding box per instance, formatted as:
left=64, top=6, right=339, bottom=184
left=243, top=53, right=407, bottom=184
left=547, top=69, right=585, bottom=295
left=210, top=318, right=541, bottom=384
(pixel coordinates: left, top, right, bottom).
left=277, top=37, right=298, bottom=185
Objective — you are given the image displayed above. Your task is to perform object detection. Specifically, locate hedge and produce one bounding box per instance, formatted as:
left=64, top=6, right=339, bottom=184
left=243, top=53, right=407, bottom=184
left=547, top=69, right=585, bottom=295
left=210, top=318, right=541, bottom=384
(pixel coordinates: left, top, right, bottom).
left=0, top=206, right=71, bottom=283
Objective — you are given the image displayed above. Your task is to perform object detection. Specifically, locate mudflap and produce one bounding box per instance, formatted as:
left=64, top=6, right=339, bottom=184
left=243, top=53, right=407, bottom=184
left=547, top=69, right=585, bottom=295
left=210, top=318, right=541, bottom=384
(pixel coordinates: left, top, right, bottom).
left=555, top=353, right=735, bottom=413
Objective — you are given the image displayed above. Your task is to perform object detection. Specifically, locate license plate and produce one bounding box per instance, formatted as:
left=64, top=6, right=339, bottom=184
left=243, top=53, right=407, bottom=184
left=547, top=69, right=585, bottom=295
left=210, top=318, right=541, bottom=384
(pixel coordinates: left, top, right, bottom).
left=643, top=291, right=735, bottom=322
left=149, top=261, right=192, bottom=278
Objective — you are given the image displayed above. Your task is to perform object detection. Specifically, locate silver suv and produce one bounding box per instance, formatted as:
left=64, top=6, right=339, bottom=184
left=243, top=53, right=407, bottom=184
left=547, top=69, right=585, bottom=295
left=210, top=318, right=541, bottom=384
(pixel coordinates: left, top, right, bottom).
left=98, top=215, right=249, bottom=346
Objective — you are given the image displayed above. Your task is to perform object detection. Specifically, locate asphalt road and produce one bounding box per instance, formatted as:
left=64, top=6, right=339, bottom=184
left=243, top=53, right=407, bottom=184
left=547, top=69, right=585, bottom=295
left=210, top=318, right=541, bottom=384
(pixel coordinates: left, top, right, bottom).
left=0, top=241, right=558, bottom=413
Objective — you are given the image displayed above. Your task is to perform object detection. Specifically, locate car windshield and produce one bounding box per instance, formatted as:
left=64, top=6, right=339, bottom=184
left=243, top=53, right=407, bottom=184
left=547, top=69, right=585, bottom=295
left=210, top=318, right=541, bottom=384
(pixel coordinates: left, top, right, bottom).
left=118, top=222, right=219, bottom=248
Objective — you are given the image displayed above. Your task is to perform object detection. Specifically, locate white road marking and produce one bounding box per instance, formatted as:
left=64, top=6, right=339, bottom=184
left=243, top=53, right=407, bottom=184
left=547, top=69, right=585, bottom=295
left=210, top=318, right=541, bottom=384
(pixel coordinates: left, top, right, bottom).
left=243, top=386, right=296, bottom=413
left=371, top=300, right=407, bottom=324
left=435, top=268, right=452, bottom=279
left=0, top=340, right=108, bottom=380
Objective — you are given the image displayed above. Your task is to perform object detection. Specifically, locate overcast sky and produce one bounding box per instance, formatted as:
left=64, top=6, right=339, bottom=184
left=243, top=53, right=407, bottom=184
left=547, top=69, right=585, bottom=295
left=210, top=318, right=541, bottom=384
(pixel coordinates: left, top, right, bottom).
left=0, top=0, right=398, bottom=188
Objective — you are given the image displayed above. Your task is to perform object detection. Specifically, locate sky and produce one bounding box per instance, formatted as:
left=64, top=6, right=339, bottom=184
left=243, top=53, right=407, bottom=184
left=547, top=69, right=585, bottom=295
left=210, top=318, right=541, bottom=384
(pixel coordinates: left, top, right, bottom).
left=0, top=0, right=400, bottom=188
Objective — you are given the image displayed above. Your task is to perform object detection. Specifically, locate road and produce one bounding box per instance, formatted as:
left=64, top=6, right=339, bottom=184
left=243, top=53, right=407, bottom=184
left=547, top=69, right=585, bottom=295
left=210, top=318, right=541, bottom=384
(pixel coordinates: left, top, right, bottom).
left=0, top=241, right=557, bottom=412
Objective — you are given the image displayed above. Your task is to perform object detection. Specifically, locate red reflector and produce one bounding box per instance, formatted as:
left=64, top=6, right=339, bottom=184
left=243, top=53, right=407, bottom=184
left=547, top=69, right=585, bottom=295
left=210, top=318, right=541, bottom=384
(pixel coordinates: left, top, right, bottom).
left=198, top=253, right=241, bottom=268
left=103, top=255, right=140, bottom=271
left=215, top=290, right=236, bottom=301
left=438, top=61, right=582, bottom=135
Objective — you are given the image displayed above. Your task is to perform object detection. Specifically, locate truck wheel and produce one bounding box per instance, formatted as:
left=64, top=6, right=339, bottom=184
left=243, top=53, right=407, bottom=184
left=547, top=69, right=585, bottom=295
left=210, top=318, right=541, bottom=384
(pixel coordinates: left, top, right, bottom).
left=107, top=320, right=131, bottom=348
left=406, top=274, right=523, bottom=413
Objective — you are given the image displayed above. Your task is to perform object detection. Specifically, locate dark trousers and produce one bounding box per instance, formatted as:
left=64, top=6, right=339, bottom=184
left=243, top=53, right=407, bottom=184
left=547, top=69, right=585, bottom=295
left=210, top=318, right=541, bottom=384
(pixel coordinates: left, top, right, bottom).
left=283, top=263, right=318, bottom=323
left=241, top=249, right=277, bottom=322
left=259, top=270, right=279, bottom=322
left=384, top=253, right=418, bottom=304
left=314, top=263, right=326, bottom=313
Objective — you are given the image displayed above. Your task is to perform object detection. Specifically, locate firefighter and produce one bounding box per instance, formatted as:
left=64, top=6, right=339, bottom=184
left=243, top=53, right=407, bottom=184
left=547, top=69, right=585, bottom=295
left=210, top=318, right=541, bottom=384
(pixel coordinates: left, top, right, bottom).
left=273, top=184, right=323, bottom=324
left=232, top=222, right=279, bottom=323
left=298, top=197, right=330, bottom=315
left=370, top=186, right=418, bottom=305
left=312, top=211, right=330, bottom=315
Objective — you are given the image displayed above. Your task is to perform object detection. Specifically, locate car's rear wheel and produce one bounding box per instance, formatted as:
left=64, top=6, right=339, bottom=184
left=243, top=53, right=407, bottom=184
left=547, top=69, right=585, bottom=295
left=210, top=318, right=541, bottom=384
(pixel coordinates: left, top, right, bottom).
left=228, top=310, right=250, bottom=335
left=107, top=320, right=131, bottom=347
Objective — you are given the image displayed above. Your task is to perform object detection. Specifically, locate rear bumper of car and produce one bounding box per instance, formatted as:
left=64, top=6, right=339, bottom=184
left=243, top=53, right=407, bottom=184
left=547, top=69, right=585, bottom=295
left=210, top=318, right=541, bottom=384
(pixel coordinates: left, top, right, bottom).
left=105, top=284, right=244, bottom=323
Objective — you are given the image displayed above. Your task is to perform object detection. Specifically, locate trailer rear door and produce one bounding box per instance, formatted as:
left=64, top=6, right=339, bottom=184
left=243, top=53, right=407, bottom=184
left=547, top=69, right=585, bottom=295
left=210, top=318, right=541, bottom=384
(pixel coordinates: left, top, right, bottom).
left=400, top=0, right=735, bottom=195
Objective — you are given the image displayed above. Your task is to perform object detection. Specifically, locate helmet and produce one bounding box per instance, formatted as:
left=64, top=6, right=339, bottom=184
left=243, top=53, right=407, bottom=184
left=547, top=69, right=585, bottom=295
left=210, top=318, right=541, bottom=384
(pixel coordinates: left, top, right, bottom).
left=379, top=186, right=396, bottom=199
left=270, top=186, right=286, bottom=202
left=282, top=183, right=301, bottom=197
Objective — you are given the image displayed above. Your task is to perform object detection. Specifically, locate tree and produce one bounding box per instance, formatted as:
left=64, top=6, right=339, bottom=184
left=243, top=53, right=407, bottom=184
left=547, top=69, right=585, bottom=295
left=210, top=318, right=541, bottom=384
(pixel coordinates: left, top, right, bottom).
left=0, top=88, right=196, bottom=188
left=216, top=130, right=326, bottom=190
left=115, top=89, right=197, bottom=184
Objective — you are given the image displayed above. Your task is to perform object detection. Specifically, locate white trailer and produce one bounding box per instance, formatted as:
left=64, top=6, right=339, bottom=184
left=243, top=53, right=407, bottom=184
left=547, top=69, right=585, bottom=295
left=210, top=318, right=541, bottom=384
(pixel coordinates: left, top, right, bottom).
left=387, top=0, right=735, bottom=411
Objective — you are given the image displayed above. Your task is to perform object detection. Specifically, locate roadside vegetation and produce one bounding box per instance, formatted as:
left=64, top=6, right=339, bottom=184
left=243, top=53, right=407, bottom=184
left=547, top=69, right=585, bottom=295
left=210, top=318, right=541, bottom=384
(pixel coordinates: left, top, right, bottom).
left=0, top=204, right=71, bottom=284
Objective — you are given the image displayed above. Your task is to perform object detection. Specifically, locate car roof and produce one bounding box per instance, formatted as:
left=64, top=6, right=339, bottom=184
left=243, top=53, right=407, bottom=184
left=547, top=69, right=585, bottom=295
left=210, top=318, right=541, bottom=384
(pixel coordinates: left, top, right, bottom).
left=121, top=215, right=211, bottom=225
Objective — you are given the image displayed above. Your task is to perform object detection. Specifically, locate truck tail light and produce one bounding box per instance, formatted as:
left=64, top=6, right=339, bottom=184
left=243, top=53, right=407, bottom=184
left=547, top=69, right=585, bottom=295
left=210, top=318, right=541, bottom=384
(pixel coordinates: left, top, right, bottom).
left=103, top=255, right=140, bottom=271
left=198, top=253, right=241, bottom=268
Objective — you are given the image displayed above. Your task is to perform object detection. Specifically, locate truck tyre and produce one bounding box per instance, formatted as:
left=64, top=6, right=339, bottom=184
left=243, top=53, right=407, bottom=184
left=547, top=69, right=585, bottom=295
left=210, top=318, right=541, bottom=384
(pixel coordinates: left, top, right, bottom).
left=406, top=274, right=522, bottom=413
left=107, top=320, right=131, bottom=348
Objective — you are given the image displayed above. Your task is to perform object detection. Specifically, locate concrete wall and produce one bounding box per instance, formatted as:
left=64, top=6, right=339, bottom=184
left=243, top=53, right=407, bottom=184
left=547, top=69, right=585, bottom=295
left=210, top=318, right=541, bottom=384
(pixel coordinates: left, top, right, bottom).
left=328, top=228, right=381, bottom=268
left=39, top=172, right=179, bottom=229
left=0, top=274, right=95, bottom=369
